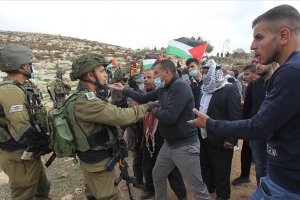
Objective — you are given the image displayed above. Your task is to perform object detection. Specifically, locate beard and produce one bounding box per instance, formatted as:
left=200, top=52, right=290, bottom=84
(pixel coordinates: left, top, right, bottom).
left=258, top=70, right=269, bottom=77
left=262, top=44, right=281, bottom=65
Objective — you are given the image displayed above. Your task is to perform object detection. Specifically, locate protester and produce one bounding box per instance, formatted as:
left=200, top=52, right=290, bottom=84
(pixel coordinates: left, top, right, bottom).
left=109, top=59, right=210, bottom=200
left=188, top=4, right=300, bottom=199
left=232, top=64, right=258, bottom=186
left=140, top=68, right=187, bottom=200
left=126, top=73, right=146, bottom=189
left=199, top=59, right=241, bottom=200
left=186, top=58, right=203, bottom=109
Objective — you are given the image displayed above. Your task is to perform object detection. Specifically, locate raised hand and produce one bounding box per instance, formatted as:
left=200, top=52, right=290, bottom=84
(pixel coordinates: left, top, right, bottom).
left=187, top=108, right=209, bottom=128
left=108, top=82, right=124, bottom=91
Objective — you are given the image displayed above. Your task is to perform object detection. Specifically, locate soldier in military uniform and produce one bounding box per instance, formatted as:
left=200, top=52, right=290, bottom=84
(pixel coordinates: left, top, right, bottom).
left=47, top=69, right=71, bottom=108
left=0, top=44, right=50, bottom=199
left=69, top=53, right=155, bottom=200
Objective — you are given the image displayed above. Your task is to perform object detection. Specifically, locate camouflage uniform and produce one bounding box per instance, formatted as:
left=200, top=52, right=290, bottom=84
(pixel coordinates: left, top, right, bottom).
left=69, top=53, right=152, bottom=200
left=47, top=69, right=71, bottom=108
left=0, top=44, right=50, bottom=200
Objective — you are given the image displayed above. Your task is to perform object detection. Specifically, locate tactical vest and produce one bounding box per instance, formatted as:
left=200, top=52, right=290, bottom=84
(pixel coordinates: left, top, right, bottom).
left=48, top=91, right=118, bottom=164
left=0, top=80, right=47, bottom=150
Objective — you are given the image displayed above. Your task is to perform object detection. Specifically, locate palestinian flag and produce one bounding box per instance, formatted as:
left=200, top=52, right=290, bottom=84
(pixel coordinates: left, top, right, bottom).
left=143, top=54, right=163, bottom=70
left=111, top=58, right=118, bottom=66
left=166, top=37, right=207, bottom=61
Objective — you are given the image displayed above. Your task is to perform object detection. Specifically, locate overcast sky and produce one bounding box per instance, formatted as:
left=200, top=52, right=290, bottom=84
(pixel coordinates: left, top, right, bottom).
left=1, top=1, right=299, bottom=54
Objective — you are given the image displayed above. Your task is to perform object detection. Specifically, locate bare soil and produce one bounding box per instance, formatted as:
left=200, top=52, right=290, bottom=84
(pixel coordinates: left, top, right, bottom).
left=0, top=140, right=256, bottom=200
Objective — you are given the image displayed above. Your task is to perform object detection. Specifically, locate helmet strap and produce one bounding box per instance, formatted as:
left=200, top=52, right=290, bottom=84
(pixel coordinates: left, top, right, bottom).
left=17, top=69, right=32, bottom=79
left=81, top=70, right=105, bottom=94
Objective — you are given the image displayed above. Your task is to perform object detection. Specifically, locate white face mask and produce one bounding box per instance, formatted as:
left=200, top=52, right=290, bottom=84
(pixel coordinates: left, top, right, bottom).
left=138, top=83, right=145, bottom=91
left=24, top=64, right=35, bottom=79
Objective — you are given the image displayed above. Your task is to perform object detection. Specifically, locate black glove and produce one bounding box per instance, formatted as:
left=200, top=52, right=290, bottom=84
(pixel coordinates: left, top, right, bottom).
left=147, top=102, right=160, bottom=112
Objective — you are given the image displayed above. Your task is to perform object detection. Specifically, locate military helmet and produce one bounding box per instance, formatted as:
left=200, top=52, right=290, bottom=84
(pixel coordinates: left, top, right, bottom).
left=56, top=69, right=65, bottom=77
left=0, top=44, right=33, bottom=72
left=70, top=53, right=109, bottom=80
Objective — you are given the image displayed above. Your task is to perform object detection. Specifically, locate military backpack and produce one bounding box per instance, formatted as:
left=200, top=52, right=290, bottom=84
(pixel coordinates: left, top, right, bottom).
left=47, top=92, right=91, bottom=158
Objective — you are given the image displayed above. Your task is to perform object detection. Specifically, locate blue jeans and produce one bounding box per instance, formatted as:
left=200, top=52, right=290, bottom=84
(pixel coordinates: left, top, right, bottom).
left=251, top=176, right=300, bottom=200
left=249, top=140, right=267, bottom=185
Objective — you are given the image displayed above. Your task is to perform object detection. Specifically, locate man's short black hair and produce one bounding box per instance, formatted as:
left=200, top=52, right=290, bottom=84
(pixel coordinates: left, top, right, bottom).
left=253, top=4, right=300, bottom=35
left=186, top=58, right=199, bottom=66
left=153, top=59, right=176, bottom=75
left=243, top=64, right=257, bottom=72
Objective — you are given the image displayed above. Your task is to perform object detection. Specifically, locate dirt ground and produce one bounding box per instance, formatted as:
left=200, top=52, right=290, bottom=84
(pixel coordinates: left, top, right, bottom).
left=0, top=140, right=256, bottom=200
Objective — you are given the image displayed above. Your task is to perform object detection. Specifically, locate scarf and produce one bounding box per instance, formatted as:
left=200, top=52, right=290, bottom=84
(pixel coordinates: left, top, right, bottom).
left=202, top=59, right=228, bottom=94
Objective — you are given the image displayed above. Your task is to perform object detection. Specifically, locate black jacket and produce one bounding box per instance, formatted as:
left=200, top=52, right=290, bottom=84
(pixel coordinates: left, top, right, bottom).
left=204, top=84, right=241, bottom=147
left=125, top=76, right=198, bottom=148
left=190, top=78, right=202, bottom=109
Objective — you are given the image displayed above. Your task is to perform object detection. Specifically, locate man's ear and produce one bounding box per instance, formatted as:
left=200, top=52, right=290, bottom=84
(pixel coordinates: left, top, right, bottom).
left=86, top=71, right=94, bottom=80
left=165, top=70, right=171, bottom=76
left=279, top=27, right=291, bottom=45
left=19, top=65, right=27, bottom=71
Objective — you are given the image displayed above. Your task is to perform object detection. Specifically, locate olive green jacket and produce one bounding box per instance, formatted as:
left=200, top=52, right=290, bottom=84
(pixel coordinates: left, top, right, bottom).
left=73, top=82, right=150, bottom=171
left=0, top=77, right=30, bottom=139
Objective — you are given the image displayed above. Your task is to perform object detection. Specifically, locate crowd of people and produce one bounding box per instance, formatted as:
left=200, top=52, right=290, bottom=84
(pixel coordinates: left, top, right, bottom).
left=0, top=4, right=300, bottom=200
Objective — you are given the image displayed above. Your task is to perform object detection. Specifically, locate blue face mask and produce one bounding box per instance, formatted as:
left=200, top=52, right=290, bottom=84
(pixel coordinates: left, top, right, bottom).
left=154, top=77, right=165, bottom=89
left=189, top=69, right=198, bottom=78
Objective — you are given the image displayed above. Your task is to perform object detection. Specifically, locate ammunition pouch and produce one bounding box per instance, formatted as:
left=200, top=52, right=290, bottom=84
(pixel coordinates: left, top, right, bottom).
left=77, top=128, right=113, bottom=164
left=77, top=149, right=112, bottom=164
left=86, top=128, right=111, bottom=148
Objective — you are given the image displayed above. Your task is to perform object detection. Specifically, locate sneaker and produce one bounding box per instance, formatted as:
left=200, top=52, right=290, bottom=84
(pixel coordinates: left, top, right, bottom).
left=232, top=176, right=250, bottom=186
left=140, top=190, right=155, bottom=199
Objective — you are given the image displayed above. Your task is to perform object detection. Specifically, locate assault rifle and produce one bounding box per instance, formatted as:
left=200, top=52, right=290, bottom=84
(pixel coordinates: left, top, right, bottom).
left=15, top=125, right=52, bottom=160
left=106, top=138, right=136, bottom=200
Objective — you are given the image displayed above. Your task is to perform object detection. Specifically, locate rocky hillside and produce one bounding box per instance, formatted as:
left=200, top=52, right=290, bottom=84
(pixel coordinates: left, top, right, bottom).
left=0, top=30, right=162, bottom=107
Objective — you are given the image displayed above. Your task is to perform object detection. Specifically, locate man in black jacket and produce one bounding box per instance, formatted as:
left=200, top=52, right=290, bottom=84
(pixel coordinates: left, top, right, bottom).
left=140, top=69, right=187, bottom=200
left=110, top=59, right=210, bottom=200
left=198, top=59, right=241, bottom=200
left=188, top=4, right=300, bottom=199
left=186, top=58, right=203, bottom=109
